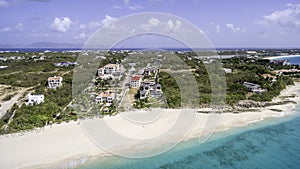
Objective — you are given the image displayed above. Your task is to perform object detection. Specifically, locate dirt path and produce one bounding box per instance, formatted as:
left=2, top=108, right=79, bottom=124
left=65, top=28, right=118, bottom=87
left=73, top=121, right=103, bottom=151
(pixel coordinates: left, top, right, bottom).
left=0, top=86, right=33, bottom=118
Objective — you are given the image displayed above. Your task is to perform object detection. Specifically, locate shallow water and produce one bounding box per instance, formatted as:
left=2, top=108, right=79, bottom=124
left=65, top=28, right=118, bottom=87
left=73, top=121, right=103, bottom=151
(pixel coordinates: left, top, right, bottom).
left=76, top=105, right=300, bottom=169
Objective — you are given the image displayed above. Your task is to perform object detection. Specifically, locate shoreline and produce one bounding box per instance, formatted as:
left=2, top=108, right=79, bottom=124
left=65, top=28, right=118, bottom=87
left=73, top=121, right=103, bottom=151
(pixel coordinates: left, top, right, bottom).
left=0, top=82, right=300, bottom=169
left=264, top=55, right=300, bottom=60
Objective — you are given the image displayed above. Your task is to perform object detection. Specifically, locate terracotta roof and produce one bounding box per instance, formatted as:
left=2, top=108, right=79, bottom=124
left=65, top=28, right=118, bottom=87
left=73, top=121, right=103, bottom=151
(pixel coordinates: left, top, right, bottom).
left=261, top=74, right=276, bottom=79
left=97, top=90, right=115, bottom=98
left=131, top=75, right=142, bottom=81
left=97, top=93, right=110, bottom=98
left=48, top=76, right=62, bottom=81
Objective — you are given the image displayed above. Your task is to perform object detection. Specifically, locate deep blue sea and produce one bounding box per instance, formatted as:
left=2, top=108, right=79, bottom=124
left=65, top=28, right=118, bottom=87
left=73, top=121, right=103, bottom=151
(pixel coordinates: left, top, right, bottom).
left=76, top=105, right=300, bottom=169
left=272, top=56, right=300, bottom=65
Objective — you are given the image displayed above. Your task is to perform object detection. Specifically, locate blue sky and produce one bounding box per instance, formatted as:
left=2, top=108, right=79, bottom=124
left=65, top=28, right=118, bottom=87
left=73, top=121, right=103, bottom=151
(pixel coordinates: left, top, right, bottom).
left=0, top=0, right=300, bottom=48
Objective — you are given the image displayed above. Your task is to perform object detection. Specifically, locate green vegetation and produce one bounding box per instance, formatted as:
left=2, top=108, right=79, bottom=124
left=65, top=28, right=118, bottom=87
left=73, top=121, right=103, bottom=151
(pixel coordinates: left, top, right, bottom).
left=0, top=50, right=298, bottom=134
left=0, top=52, right=77, bottom=134
left=0, top=52, right=76, bottom=87
left=1, top=71, right=75, bottom=134
left=159, top=54, right=295, bottom=108
left=159, top=72, right=181, bottom=108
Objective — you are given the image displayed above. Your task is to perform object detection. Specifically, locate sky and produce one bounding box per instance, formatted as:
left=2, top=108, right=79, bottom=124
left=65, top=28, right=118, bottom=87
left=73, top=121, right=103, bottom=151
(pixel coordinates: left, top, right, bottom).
left=0, top=0, right=300, bottom=48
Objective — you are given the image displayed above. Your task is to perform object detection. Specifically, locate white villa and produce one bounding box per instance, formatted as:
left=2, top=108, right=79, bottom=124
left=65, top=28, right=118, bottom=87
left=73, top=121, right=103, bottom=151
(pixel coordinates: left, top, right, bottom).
left=223, top=68, right=232, bottom=73
left=243, top=82, right=267, bottom=94
left=140, top=83, right=162, bottom=99
left=95, top=90, right=116, bottom=105
left=97, top=64, right=120, bottom=79
left=0, top=66, right=8, bottom=69
left=98, top=64, right=119, bottom=75
left=28, top=94, right=44, bottom=105
left=48, top=76, right=63, bottom=89
left=130, top=75, right=142, bottom=88
left=140, top=90, right=148, bottom=100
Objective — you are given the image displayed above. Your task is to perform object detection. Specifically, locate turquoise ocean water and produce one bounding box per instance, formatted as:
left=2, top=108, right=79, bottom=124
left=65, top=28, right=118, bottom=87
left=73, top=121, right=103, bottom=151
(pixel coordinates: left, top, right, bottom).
left=272, top=55, right=300, bottom=65
left=77, top=105, right=300, bottom=169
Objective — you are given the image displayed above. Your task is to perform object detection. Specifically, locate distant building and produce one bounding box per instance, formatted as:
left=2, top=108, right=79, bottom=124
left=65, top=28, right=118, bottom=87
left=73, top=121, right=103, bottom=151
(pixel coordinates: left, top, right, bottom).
left=98, top=64, right=120, bottom=74
left=95, top=90, right=116, bottom=106
left=144, top=66, right=157, bottom=76
left=97, top=64, right=120, bottom=79
left=0, top=66, right=8, bottom=69
left=243, top=82, right=266, bottom=94
left=246, top=51, right=257, bottom=54
left=130, top=75, right=142, bottom=88
left=48, top=76, right=63, bottom=89
left=155, top=83, right=162, bottom=91
left=150, top=84, right=162, bottom=98
left=140, top=83, right=162, bottom=99
left=223, top=68, right=232, bottom=73
left=28, top=94, right=44, bottom=105
left=140, top=90, right=148, bottom=100
left=54, top=62, right=78, bottom=67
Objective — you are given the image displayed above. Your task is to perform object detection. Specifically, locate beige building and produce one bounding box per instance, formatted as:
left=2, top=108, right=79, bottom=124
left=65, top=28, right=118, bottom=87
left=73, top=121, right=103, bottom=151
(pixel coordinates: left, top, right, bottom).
left=48, top=76, right=63, bottom=89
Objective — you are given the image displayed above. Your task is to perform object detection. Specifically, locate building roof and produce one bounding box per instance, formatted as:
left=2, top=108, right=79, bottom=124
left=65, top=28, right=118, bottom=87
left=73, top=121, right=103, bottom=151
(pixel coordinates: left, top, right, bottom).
left=96, top=90, right=115, bottom=98
left=243, top=82, right=261, bottom=87
left=261, top=74, right=276, bottom=79
left=140, top=90, right=148, bottom=95
left=104, top=64, right=118, bottom=68
left=131, top=75, right=142, bottom=81
left=97, top=93, right=111, bottom=98
left=48, top=76, right=62, bottom=81
left=29, top=94, right=44, bottom=97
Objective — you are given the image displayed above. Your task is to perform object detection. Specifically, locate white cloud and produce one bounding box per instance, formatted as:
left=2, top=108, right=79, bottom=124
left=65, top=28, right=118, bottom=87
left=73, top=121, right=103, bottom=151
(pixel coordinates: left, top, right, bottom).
left=122, top=0, right=143, bottom=10
left=88, top=21, right=101, bottom=28
left=0, top=27, right=11, bottom=32
left=226, top=24, right=244, bottom=33
left=80, top=16, right=117, bottom=30
left=166, top=20, right=182, bottom=31
left=51, top=17, right=72, bottom=33
left=216, top=25, right=221, bottom=34
left=128, top=4, right=143, bottom=10
left=112, top=5, right=122, bottom=9
left=15, top=23, right=24, bottom=31
left=124, top=0, right=130, bottom=5
left=74, top=32, right=87, bottom=39
left=101, top=15, right=117, bottom=27
left=175, top=20, right=182, bottom=29
left=148, top=17, right=160, bottom=26
left=0, top=0, right=8, bottom=7
left=80, top=21, right=101, bottom=30
left=0, top=22, right=24, bottom=32
left=76, top=15, right=117, bottom=39
left=79, top=24, right=87, bottom=30
left=166, top=20, right=174, bottom=30
left=28, top=33, right=49, bottom=37
left=263, top=3, right=300, bottom=33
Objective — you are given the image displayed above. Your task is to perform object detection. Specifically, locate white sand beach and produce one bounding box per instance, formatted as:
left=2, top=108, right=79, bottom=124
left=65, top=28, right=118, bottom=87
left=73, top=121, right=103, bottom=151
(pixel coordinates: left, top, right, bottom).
left=265, top=55, right=300, bottom=60
left=0, top=82, right=300, bottom=169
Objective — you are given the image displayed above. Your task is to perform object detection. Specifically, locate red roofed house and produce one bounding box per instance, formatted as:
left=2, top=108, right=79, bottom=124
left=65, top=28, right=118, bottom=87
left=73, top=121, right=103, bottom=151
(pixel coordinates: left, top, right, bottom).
left=48, top=76, right=63, bottom=89
left=130, top=75, right=142, bottom=88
